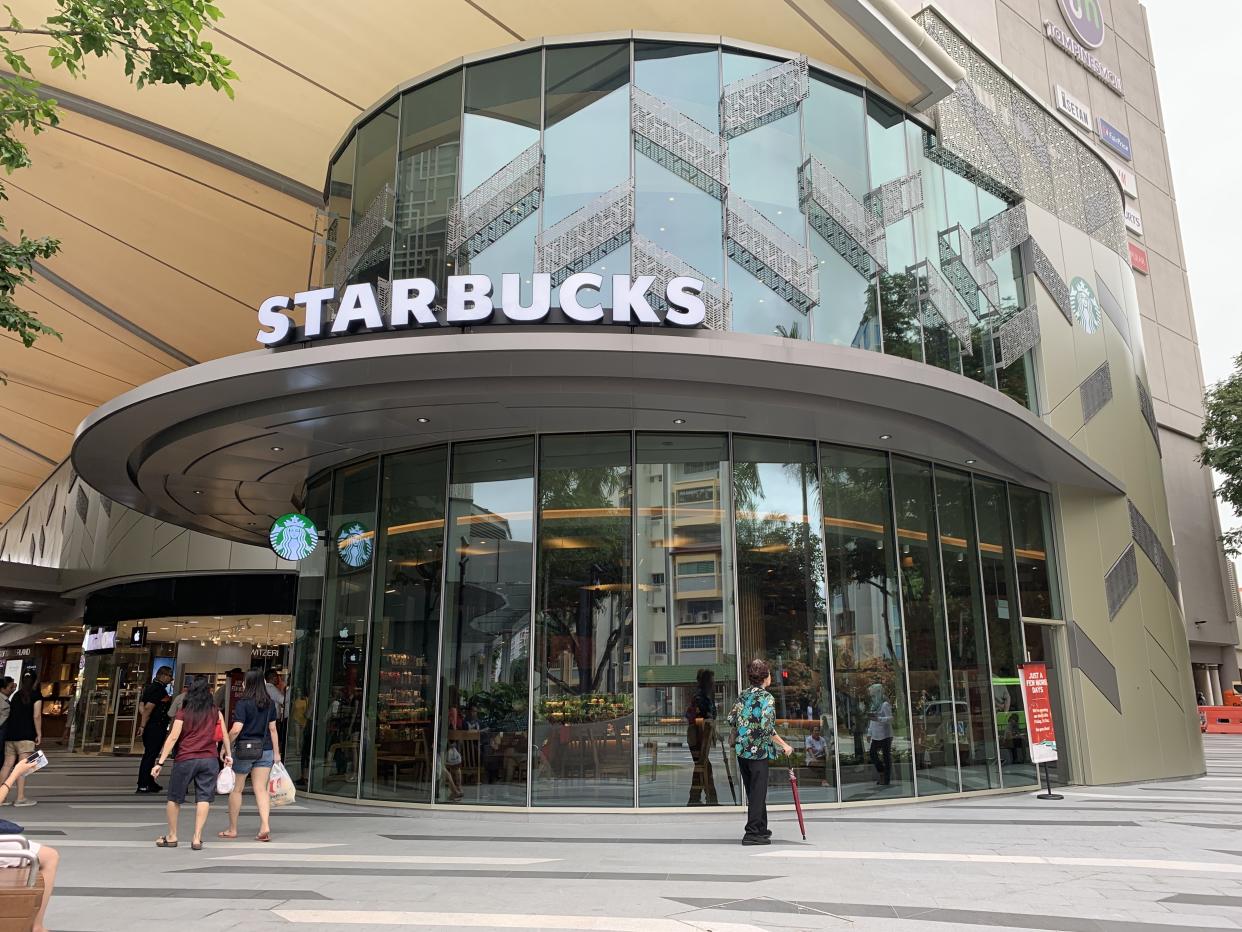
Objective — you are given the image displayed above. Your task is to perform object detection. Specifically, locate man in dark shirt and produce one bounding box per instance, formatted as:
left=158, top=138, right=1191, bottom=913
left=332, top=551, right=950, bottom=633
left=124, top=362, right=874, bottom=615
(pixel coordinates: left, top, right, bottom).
left=136, top=667, right=174, bottom=793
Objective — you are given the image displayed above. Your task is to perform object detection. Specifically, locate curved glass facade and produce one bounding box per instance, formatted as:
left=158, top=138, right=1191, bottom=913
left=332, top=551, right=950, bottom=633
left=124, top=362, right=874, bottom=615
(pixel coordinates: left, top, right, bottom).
left=323, top=39, right=1037, bottom=411
left=287, top=433, right=1059, bottom=808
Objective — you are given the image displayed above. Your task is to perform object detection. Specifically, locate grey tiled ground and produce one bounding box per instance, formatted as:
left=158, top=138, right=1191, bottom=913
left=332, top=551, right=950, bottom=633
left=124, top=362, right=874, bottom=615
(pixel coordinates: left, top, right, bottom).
left=24, top=736, right=1242, bottom=931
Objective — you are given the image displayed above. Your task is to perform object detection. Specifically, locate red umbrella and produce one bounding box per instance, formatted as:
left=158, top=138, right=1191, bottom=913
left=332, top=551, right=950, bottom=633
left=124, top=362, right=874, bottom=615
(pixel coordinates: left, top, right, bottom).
left=788, top=768, right=807, bottom=840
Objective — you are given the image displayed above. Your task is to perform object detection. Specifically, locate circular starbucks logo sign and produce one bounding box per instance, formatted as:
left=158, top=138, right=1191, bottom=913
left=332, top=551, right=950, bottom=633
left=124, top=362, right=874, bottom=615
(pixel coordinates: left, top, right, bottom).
left=336, top=522, right=373, bottom=568
left=1069, top=277, right=1101, bottom=334
left=1059, top=0, right=1105, bottom=50
left=269, top=513, right=319, bottom=561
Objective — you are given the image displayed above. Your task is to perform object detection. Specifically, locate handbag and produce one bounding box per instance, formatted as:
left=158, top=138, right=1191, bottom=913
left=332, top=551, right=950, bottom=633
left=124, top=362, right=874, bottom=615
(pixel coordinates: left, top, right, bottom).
left=234, top=736, right=263, bottom=761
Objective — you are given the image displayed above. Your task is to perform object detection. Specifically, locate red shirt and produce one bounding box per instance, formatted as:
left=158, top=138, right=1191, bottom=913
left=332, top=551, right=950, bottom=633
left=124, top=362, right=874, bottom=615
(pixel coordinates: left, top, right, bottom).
left=175, top=709, right=219, bottom=761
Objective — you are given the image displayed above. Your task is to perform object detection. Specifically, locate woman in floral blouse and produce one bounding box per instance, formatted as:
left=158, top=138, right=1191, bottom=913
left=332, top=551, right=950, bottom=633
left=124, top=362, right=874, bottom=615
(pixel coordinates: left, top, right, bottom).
left=726, top=659, right=793, bottom=845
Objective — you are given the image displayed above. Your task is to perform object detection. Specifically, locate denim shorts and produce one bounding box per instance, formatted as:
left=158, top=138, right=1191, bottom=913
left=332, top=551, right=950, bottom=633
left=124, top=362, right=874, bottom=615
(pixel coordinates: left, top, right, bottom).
left=232, top=748, right=274, bottom=775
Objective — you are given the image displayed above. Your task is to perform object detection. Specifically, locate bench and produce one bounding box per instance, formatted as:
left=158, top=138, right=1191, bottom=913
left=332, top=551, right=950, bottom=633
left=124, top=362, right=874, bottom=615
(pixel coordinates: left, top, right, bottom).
left=0, top=838, right=42, bottom=932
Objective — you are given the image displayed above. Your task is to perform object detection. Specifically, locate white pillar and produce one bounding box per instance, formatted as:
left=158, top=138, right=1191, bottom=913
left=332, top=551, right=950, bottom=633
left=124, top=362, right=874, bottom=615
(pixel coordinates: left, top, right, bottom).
left=1210, top=665, right=1225, bottom=706
left=1195, top=665, right=1211, bottom=705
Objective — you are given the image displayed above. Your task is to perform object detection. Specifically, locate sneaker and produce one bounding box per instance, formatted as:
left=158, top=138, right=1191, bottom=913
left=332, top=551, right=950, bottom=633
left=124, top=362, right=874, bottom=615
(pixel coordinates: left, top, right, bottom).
left=741, top=835, right=771, bottom=846
left=760, top=829, right=773, bottom=837
left=13, top=800, right=35, bottom=808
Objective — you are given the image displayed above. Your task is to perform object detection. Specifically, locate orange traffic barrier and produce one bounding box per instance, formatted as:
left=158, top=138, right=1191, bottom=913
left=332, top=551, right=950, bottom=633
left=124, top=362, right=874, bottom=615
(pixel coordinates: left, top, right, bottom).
left=1225, top=690, right=1242, bottom=708
left=1199, top=705, right=1242, bottom=734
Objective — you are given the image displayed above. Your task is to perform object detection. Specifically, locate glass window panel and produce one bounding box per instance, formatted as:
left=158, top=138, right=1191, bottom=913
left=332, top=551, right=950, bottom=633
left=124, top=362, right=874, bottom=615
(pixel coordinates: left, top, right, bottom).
left=361, top=448, right=447, bottom=802
left=533, top=433, right=634, bottom=806
left=726, top=109, right=804, bottom=242
left=635, top=434, right=737, bottom=807
left=394, top=72, right=462, bottom=297
left=810, top=233, right=880, bottom=350
left=934, top=467, right=1000, bottom=790
left=1008, top=486, right=1061, bottom=620
left=543, top=43, right=630, bottom=228
left=866, top=95, right=908, bottom=187
left=635, top=41, right=719, bottom=130
left=325, top=139, right=355, bottom=283
left=311, top=460, right=379, bottom=797
left=804, top=74, right=867, bottom=199
left=821, top=445, right=912, bottom=801
left=438, top=438, right=534, bottom=806
left=973, top=476, right=1036, bottom=787
left=732, top=436, right=835, bottom=804
left=908, top=123, right=961, bottom=376
left=891, top=457, right=958, bottom=796
left=729, top=259, right=807, bottom=339
left=288, top=476, right=330, bottom=787
left=462, top=51, right=542, bottom=297
left=878, top=270, right=922, bottom=363
left=349, top=105, right=399, bottom=287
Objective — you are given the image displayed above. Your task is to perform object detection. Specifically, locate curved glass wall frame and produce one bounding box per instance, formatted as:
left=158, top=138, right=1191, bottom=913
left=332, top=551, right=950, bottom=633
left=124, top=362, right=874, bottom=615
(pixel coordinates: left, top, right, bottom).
left=324, top=38, right=1041, bottom=407
left=294, top=434, right=1061, bottom=808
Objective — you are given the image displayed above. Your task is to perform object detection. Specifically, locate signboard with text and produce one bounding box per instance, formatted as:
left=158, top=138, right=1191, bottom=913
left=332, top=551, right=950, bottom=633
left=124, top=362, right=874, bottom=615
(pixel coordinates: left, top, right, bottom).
left=1097, top=117, right=1132, bottom=161
left=1128, top=241, right=1150, bottom=275
left=1055, top=85, right=1092, bottom=132
left=1124, top=204, right=1144, bottom=236
left=1020, top=663, right=1058, bottom=764
left=1105, top=156, right=1138, bottom=198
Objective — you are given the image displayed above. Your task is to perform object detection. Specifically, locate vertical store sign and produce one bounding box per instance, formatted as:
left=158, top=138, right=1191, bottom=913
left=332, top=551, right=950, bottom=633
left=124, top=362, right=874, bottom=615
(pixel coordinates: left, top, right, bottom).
left=1124, top=204, right=1144, bottom=236
left=1019, top=663, right=1058, bottom=764
left=1055, top=85, right=1092, bottom=132
left=1128, top=241, right=1149, bottom=275
left=1096, top=117, right=1132, bottom=161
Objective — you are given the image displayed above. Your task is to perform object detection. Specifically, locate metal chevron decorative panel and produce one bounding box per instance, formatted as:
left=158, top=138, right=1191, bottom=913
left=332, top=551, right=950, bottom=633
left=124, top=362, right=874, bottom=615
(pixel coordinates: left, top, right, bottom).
left=995, top=304, right=1040, bottom=367
left=1105, top=544, right=1138, bottom=620
left=798, top=156, right=886, bottom=277
left=328, top=184, right=395, bottom=286
left=864, top=172, right=925, bottom=228
left=448, top=142, right=542, bottom=260
left=1080, top=361, right=1113, bottom=423
left=726, top=192, right=819, bottom=313
left=1137, top=377, right=1161, bottom=454
left=632, top=88, right=727, bottom=200
left=535, top=180, right=634, bottom=286
left=938, top=223, right=1000, bottom=311
left=720, top=56, right=809, bottom=139
left=1023, top=237, right=1073, bottom=324
left=632, top=234, right=731, bottom=331
left=971, top=204, right=1028, bottom=263
left=1129, top=500, right=1179, bottom=597
left=909, top=260, right=973, bottom=349
left=925, top=81, right=1021, bottom=202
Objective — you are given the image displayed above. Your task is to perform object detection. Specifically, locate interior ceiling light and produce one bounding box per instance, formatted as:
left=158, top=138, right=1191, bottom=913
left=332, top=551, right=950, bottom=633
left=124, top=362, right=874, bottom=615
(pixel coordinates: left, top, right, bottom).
left=673, top=418, right=686, bottom=425
left=879, top=434, right=892, bottom=441
left=271, top=445, right=284, bottom=452
left=417, top=417, right=430, bottom=424
left=965, top=458, right=977, bottom=465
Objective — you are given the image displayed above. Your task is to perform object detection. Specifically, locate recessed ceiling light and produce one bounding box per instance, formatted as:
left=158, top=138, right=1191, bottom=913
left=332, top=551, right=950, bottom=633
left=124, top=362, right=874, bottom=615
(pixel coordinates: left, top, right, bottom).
left=879, top=434, right=892, bottom=441
left=193, top=490, right=203, bottom=495
left=271, top=445, right=284, bottom=452
left=417, top=417, right=430, bottom=424
left=673, top=418, right=686, bottom=425
left=965, top=458, right=976, bottom=465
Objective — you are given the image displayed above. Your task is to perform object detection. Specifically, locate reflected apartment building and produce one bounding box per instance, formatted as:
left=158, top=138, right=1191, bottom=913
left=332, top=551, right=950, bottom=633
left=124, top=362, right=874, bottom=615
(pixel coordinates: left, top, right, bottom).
left=0, top=0, right=1225, bottom=811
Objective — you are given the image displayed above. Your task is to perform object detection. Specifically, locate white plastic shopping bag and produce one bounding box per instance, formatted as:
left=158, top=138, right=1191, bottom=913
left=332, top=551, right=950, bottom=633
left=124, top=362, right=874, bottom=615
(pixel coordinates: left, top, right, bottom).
left=268, top=761, right=296, bottom=807
left=215, top=765, right=236, bottom=795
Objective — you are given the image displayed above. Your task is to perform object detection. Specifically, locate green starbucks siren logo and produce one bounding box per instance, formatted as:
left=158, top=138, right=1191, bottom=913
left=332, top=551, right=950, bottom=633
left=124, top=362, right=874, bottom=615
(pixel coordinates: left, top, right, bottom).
left=269, top=513, right=319, bottom=561
left=336, top=521, right=373, bottom=569
left=1069, top=277, right=1101, bottom=335
left=1059, top=0, right=1105, bottom=49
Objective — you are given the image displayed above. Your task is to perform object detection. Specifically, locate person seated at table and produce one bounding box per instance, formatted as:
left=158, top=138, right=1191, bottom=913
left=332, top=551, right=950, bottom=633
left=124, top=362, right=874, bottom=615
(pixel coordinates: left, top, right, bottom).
left=463, top=707, right=481, bottom=731
left=804, top=725, right=829, bottom=786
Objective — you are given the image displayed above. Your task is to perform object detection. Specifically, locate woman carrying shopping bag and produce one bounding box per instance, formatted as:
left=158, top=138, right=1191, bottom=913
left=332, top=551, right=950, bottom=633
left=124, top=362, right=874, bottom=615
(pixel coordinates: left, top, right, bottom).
left=219, top=670, right=281, bottom=842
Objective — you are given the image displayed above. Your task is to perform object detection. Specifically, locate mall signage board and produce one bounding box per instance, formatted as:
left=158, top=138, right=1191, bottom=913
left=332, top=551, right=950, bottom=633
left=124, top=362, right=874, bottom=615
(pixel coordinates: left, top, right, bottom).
left=1105, top=156, right=1138, bottom=198
left=1055, top=85, right=1092, bottom=132
left=1128, top=241, right=1150, bottom=275
left=1045, top=0, right=1123, bottom=95
left=1019, top=662, right=1058, bottom=764
left=1124, top=204, right=1144, bottom=236
left=256, top=273, right=708, bottom=347
left=1096, top=117, right=1132, bottom=160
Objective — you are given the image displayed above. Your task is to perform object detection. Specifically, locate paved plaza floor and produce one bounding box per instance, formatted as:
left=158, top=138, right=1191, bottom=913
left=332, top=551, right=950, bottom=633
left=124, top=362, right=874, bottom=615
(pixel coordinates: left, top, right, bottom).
left=18, top=735, right=1242, bottom=931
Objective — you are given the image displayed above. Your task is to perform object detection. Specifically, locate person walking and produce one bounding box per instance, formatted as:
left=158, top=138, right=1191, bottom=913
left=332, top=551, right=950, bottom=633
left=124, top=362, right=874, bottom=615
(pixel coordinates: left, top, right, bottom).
left=0, top=677, right=15, bottom=750
left=686, top=668, right=719, bottom=806
left=867, top=682, right=894, bottom=787
left=0, top=674, right=42, bottom=807
left=219, top=669, right=281, bottom=842
left=151, top=678, right=231, bottom=851
left=726, top=659, right=793, bottom=846
left=136, top=666, right=174, bottom=794
left=265, top=669, right=288, bottom=753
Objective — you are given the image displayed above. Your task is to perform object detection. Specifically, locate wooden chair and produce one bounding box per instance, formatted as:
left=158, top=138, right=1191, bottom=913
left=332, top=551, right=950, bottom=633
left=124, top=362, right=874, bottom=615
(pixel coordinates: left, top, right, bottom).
left=446, top=730, right=482, bottom=785
left=0, top=839, right=42, bottom=932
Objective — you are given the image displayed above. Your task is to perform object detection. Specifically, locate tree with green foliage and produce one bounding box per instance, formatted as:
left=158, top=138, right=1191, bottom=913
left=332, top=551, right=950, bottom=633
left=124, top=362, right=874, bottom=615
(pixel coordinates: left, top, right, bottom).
left=1200, top=353, right=1242, bottom=554
left=0, top=1, right=236, bottom=350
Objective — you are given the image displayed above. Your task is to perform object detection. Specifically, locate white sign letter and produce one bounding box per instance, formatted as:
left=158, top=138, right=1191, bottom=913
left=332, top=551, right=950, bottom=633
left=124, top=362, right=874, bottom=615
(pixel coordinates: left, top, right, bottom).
left=611, top=275, right=661, bottom=324
left=664, top=277, right=706, bottom=327
left=446, top=274, right=494, bottom=323
left=559, top=273, right=604, bottom=322
left=391, top=278, right=439, bottom=328
left=331, top=283, right=384, bottom=334
left=501, top=273, right=551, bottom=322
left=257, top=295, right=292, bottom=346
left=295, top=287, right=334, bottom=338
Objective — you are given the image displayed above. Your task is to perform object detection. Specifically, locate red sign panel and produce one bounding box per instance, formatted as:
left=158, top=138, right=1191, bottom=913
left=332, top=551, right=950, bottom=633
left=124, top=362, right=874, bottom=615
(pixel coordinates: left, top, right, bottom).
left=1019, top=663, right=1058, bottom=764
left=1128, top=241, right=1149, bottom=275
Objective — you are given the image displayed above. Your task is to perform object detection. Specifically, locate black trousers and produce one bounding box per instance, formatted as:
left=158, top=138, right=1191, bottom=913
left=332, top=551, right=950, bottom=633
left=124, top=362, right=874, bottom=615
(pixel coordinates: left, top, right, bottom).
left=137, top=723, right=165, bottom=789
left=870, top=736, right=893, bottom=785
left=738, top=757, right=769, bottom=838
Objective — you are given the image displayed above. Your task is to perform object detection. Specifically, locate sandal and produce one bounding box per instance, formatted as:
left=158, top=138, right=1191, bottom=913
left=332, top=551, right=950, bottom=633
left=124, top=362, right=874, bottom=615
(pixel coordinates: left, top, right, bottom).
left=217, top=830, right=237, bottom=839
left=191, top=841, right=203, bottom=851
left=255, top=831, right=271, bottom=842
left=155, top=836, right=178, bottom=848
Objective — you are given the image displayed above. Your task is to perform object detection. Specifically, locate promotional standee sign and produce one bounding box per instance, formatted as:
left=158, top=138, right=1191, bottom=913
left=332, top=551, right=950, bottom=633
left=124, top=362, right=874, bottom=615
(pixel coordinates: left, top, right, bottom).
left=256, top=273, right=709, bottom=347
left=1019, top=663, right=1058, bottom=764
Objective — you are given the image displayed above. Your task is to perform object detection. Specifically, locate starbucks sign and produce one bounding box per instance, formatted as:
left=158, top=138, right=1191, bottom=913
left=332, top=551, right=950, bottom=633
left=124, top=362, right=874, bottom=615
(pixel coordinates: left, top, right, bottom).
left=336, top=521, right=374, bottom=569
left=269, top=513, right=320, bottom=561
left=1069, top=277, right=1101, bottom=335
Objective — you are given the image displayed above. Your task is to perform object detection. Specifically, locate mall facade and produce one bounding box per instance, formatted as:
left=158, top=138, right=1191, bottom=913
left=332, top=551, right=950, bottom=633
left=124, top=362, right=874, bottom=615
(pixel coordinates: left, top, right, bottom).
left=0, top=0, right=1224, bottom=808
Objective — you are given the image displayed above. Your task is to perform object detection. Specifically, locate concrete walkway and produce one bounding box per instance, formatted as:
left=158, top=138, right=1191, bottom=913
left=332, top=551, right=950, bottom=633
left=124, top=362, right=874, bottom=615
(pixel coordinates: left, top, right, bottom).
left=21, top=736, right=1242, bottom=931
